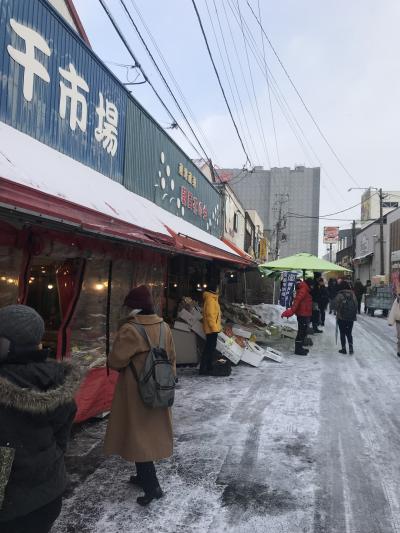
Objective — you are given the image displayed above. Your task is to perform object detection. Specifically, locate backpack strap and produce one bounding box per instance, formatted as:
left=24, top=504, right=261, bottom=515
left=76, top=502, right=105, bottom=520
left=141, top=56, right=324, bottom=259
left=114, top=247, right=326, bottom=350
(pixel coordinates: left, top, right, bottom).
left=131, top=321, right=165, bottom=349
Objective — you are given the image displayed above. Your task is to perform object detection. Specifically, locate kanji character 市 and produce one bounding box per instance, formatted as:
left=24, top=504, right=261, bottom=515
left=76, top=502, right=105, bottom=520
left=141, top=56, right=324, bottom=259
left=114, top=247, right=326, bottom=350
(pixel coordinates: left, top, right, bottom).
left=59, top=63, right=89, bottom=132
left=203, top=206, right=208, bottom=220
left=95, top=92, right=118, bottom=156
left=7, top=19, right=51, bottom=102
left=198, top=202, right=203, bottom=217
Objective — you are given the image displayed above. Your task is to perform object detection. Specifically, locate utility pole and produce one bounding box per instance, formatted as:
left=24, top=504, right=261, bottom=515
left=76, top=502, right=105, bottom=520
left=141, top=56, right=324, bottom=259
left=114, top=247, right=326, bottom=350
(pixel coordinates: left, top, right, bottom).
left=351, top=219, right=356, bottom=281
left=329, top=243, right=333, bottom=263
left=379, top=188, right=385, bottom=276
left=273, top=193, right=289, bottom=260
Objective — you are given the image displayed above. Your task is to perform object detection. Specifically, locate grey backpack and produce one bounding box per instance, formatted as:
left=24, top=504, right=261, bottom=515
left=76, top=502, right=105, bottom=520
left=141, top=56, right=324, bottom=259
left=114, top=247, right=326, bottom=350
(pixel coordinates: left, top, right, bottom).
left=129, top=322, right=175, bottom=408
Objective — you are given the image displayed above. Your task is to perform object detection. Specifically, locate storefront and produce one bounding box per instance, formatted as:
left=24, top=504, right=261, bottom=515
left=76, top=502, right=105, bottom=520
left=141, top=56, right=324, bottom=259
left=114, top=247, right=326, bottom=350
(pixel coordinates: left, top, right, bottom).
left=0, top=0, right=253, bottom=421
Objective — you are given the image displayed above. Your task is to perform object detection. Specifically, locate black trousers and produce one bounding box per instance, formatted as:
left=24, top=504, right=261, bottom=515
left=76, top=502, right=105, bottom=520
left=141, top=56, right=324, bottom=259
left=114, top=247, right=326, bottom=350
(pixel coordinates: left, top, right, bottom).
left=296, top=317, right=309, bottom=345
left=319, top=305, right=327, bottom=326
left=312, top=308, right=320, bottom=330
left=357, top=297, right=362, bottom=314
left=200, top=332, right=218, bottom=372
left=1, top=497, right=62, bottom=533
left=338, top=319, right=354, bottom=348
left=135, top=461, right=160, bottom=494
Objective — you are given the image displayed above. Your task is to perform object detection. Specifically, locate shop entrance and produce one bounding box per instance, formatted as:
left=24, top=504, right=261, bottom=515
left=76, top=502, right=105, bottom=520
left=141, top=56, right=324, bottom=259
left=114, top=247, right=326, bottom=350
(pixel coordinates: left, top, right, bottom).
left=25, top=257, right=84, bottom=357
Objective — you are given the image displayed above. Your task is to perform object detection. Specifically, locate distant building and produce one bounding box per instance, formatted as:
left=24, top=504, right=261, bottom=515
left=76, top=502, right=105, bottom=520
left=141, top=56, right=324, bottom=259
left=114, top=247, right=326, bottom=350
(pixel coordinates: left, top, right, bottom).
left=216, top=166, right=320, bottom=258
left=361, top=187, right=400, bottom=222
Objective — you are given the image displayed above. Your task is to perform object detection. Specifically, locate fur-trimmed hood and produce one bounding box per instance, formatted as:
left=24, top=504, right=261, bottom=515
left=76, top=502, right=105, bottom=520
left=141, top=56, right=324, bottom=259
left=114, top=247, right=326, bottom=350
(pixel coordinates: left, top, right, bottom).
left=0, top=361, right=82, bottom=415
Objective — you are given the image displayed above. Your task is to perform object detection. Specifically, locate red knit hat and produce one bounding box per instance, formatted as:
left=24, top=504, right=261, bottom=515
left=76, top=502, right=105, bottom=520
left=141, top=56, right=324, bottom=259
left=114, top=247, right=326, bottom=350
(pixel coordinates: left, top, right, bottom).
left=124, top=285, right=155, bottom=314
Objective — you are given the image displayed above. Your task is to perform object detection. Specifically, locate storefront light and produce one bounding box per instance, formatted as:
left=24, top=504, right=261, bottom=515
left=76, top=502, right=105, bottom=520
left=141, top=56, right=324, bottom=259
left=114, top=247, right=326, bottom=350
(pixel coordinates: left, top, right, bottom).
left=1, top=276, right=6, bottom=281
left=173, top=283, right=178, bottom=288
left=47, top=284, right=54, bottom=290
left=203, top=283, right=208, bottom=288
left=95, top=283, right=105, bottom=291
left=7, top=278, right=14, bottom=284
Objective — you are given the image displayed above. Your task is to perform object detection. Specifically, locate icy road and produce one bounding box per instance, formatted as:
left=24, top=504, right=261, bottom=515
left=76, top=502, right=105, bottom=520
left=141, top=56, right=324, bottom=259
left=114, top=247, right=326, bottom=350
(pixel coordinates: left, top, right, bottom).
left=54, top=313, right=400, bottom=533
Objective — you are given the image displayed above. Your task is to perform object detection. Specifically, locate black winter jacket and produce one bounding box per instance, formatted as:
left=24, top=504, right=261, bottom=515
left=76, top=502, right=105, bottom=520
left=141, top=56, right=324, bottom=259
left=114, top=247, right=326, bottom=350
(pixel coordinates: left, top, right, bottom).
left=0, top=351, right=80, bottom=522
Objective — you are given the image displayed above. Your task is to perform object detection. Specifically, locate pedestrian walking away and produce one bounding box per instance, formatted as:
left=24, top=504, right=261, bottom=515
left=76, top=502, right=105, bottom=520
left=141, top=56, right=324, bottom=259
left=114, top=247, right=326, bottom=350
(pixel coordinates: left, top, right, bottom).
left=200, top=281, right=222, bottom=375
left=104, top=285, right=176, bottom=506
left=0, top=305, right=80, bottom=533
left=281, top=279, right=312, bottom=355
left=334, top=281, right=358, bottom=354
left=328, top=278, right=338, bottom=314
left=317, top=278, right=329, bottom=326
left=388, top=291, right=400, bottom=357
left=354, top=278, right=366, bottom=314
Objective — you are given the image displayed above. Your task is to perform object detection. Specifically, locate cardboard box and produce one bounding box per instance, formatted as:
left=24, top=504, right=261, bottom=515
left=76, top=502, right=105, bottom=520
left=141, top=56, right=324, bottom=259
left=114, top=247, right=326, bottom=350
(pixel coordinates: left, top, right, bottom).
left=172, top=329, right=199, bottom=365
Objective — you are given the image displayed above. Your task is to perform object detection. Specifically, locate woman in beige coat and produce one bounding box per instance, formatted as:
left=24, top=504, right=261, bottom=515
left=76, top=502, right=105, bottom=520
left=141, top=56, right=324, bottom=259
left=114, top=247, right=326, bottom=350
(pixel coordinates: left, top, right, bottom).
left=104, top=285, right=176, bottom=506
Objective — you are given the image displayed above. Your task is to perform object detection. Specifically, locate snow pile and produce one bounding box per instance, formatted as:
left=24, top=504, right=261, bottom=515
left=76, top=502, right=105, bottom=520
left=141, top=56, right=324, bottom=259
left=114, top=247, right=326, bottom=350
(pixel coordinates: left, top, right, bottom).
left=251, top=304, right=298, bottom=327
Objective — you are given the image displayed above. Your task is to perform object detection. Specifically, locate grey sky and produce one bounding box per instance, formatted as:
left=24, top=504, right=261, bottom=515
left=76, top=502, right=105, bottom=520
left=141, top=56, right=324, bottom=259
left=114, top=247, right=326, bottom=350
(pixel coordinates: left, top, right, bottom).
left=74, top=0, right=400, bottom=251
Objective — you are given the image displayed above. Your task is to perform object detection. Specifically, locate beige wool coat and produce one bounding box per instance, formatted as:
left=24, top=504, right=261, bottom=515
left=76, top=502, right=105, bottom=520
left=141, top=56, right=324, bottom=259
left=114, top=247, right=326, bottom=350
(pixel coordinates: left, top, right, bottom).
left=104, top=314, right=176, bottom=462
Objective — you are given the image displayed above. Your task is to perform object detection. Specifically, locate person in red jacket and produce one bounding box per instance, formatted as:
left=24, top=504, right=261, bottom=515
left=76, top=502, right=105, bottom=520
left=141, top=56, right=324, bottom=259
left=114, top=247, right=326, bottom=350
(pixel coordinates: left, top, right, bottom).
left=281, top=279, right=313, bottom=355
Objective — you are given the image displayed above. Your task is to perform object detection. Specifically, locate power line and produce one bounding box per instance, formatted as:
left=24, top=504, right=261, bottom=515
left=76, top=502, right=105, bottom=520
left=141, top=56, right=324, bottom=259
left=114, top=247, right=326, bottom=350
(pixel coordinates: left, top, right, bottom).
left=98, top=0, right=210, bottom=161
left=257, top=0, right=280, bottom=166
left=191, top=0, right=252, bottom=166
left=288, top=191, right=379, bottom=219
left=218, top=0, right=261, bottom=164
left=128, top=0, right=218, bottom=163
left=235, top=0, right=271, bottom=168
left=119, top=0, right=212, bottom=164
left=226, top=0, right=346, bottom=204
left=202, top=0, right=253, bottom=162
left=246, top=0, right=360, bottom=187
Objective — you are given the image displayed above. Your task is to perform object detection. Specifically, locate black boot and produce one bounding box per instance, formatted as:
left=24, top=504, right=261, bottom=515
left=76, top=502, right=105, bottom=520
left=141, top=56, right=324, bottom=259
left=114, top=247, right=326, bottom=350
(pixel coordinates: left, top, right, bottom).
left=137, top=487, right=163, bottom=506
left=303, top=337, right=313, bottom=347
left=339, top=347, right=347, bottom=354
left=295, top=342, right=309, bottom=356
left=129, top=475, right=142, bottom=487
left=349, top=345, right=354, bottom=354
left=313, top=328, right=323, bottom=334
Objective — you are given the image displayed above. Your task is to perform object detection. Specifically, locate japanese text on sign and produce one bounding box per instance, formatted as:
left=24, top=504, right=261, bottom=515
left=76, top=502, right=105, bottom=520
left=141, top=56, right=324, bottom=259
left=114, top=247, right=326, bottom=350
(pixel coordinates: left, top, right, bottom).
left=178, top=163, right=197, bottom=188
left=279, top=272, right=297, bottom=308
left=7, top=18, right=119, bottom=156
left=181, top=186, right=208, bottom=220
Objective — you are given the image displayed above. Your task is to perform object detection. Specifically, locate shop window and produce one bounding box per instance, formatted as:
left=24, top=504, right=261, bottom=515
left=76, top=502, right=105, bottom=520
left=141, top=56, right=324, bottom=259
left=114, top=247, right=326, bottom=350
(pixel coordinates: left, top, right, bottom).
left=70, top=259, right=109, bottom=368
left=109, top=259, right=134, bottom=340
left=0, top=246, right=22, bottom=307
left=25, top=258, right=82, bottom=356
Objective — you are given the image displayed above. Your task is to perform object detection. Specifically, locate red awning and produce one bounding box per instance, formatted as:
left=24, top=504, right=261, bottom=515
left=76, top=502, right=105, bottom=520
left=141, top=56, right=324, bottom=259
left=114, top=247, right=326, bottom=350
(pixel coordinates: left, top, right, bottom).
left=166, top=227, right=254, bottom=267
left=0, top=177, right=174, bottom=249
left=221, top=238, right=255, bottom=262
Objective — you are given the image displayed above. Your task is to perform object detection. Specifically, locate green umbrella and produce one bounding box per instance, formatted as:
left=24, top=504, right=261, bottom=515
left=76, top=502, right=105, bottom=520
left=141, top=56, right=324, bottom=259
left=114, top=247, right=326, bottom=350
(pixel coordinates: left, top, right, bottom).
left=258, top=253, right=352, bottom=274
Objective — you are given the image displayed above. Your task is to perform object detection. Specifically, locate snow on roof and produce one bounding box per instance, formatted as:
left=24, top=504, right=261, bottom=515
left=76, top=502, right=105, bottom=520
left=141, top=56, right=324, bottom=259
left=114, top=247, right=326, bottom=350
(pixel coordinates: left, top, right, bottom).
left=0, top=121, right=236, bottom=255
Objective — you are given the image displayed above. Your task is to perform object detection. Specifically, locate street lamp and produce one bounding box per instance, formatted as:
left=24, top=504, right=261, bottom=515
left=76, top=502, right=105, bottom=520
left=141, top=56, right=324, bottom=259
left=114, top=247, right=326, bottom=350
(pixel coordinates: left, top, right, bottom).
left=348, top=186, right=384, bottom=276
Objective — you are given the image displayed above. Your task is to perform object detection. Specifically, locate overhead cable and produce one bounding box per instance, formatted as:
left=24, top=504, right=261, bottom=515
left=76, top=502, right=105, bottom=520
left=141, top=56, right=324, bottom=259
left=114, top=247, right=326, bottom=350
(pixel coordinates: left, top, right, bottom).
left=191, top=0, right=252, bottom=166
left=128, top=0, right=218, bottom=163
left=246, top=0, right=360, bottom=187
left=118, top=0, right=212, bottom=164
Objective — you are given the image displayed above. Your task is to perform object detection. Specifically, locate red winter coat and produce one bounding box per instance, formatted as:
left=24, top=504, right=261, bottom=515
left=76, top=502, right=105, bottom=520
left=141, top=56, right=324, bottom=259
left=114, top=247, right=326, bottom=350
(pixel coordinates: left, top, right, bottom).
left=291, top=281, right=312, bottom=318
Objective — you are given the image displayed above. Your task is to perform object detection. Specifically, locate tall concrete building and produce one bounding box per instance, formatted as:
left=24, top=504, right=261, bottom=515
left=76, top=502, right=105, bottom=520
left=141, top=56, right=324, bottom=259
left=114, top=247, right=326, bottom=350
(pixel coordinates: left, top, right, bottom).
left=217, top=166, right=320, bottom=258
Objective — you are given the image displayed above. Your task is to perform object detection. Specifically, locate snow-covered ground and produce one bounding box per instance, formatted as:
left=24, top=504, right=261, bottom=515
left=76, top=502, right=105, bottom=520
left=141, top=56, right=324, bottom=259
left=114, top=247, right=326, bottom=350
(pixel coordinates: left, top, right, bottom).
left=54, top=313, right=400, bottom=533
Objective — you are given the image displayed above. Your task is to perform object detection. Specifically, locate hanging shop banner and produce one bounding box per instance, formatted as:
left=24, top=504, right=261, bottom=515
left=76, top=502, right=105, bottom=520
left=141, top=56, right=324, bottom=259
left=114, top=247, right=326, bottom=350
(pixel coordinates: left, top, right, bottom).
left=279, top=271, right=297, bottom=308
left=323, top=226, right=339, bottom=244
left=0, top=0, right=221, bottom=235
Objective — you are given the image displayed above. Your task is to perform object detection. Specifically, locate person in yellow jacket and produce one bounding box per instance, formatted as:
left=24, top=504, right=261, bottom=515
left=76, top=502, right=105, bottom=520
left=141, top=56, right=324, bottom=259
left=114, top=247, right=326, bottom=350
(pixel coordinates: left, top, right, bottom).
left=200, top=281, right=221, bottom=375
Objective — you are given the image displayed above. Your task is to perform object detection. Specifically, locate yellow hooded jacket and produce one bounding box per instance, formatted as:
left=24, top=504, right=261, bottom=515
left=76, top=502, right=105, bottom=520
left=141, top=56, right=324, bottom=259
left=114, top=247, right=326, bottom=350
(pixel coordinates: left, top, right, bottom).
left=202, top=290, right=222, bottom=334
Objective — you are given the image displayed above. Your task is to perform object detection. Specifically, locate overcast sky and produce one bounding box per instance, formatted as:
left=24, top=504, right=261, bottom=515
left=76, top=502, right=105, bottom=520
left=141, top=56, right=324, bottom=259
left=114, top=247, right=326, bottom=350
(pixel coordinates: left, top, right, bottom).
left=74, top=0, right=400, bottom=253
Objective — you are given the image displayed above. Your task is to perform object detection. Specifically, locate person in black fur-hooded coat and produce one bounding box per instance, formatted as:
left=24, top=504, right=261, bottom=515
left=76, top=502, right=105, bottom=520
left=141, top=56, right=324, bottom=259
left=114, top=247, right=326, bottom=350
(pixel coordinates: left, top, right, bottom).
left=0, top=305, right=81, bottom=533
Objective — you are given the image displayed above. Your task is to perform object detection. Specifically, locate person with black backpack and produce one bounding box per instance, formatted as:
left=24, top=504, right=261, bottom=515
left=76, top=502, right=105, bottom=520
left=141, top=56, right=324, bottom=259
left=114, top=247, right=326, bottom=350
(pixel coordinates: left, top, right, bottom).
left=104, top=286, right=176, bottom=506
left=334, top=281, right=358, bottom=354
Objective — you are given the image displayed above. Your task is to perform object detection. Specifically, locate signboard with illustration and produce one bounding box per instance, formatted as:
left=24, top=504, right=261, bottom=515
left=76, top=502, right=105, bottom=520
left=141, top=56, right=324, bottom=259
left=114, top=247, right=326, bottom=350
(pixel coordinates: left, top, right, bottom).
left=279, top=271, right=297, bottom=308
left=0, top=0, right=221, bottom=235
left=323, top=226, right=339, bottom=244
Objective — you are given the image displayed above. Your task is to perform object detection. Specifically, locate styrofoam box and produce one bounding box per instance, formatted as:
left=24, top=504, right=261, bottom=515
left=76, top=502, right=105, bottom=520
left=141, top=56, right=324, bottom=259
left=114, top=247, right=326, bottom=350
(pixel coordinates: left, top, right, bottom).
left=190, top=320, right=206, bottom=340
left=264, top=348, right=283, bottom=363
left=223, top=344, right=243, bottom=365
left=172, top=329, right=199, bottom=365
left=241, top=349, right=264, bottom=367
left=232, top=325, right=252, bottom=339
left=178, top=309, right=196, bottom=326
left=191, top=308, right=203, bottom=321
left=174, top=321, right=191, bottom=332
